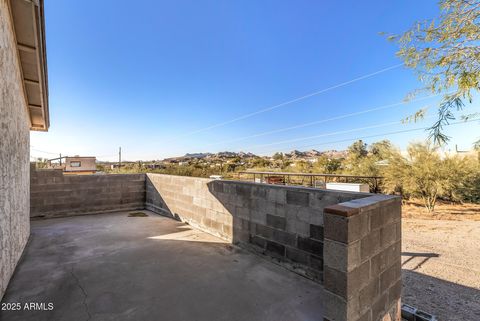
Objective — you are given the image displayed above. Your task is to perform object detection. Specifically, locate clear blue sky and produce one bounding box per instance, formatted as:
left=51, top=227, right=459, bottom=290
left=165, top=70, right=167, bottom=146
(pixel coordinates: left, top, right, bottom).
left=31, top=0, right=479, bottom=161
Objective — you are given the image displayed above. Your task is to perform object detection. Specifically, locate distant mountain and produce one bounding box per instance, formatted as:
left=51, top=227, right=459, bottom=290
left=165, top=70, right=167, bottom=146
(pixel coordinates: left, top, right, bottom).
left=284, top=149, right=322, bottom=159
left=305, top=149, right=322, bottom=157
left=163, top=149, right=346, bottom=162
left=184, top=153, right=212, bottom=159
left=237, top=151, right=257, bottom=158
left=321, top=150, right=348, bottom=159
left=284, top=150, right=304, bottom=159
left=283, top=149, right=346, bottom=159
left=164, top=151, right=259, bottom=161
left=215, top=151, right=239, bottom=158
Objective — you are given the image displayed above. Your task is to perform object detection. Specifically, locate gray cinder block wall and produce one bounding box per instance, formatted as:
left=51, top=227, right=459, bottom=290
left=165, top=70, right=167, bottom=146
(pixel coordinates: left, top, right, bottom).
left=145, top=173, right=366, bottom=282
left=145, top=174, right=234, bottom=238
left=0, top=0, right=31, bottom=300
left=323, top=196, right=402, bottom=321
left=30, top=167, right=145, bottom=218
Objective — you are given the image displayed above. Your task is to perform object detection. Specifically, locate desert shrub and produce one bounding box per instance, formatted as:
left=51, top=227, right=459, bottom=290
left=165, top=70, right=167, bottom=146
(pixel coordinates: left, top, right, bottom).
left=455, top=156, right=480, bottom=203
left=314, top=155, right=342, bottom=174
left=384, top=143, right=447, bottom=212
left=343, top=140, right=396, bottom=191
left=383, top=143, right=480, bottom=212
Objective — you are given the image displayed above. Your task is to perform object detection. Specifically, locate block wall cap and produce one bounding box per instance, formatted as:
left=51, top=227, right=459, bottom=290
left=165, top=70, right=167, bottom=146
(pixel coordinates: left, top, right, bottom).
left=324, top=204, right=360, bottom=217
left=324, top=195, right=401, bottom=217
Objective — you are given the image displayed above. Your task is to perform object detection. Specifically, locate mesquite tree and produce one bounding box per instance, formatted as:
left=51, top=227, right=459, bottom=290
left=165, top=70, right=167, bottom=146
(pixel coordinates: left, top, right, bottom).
left=387, top=0, right=480, bottom=145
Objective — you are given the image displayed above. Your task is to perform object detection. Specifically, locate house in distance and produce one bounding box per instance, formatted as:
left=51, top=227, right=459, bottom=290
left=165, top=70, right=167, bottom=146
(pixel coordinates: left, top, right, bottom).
left=47, top=156, right=97, bottom=174
left=64, top=156, right=96, bottom=174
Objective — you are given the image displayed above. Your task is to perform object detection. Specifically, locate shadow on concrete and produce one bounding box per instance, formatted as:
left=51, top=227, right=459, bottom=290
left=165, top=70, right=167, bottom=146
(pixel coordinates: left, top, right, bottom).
left=146, top=225, right=225, bottom=243
left=401, top=252, right=440, bottom=271
left=402, top=269, right=480, bottom=321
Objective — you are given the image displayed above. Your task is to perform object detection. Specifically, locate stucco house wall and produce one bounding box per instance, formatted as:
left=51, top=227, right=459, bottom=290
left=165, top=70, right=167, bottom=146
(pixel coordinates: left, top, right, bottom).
left=0, top=0, right=31, bottom=299
left=64, top=157, right=97, bottom=173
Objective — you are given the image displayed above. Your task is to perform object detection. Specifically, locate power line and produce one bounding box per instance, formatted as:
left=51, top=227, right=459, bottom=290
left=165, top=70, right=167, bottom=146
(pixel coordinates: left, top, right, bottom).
left=257, top=117, right=480, bottom=155
left=201, top=93, right=441, bottom=148
left=30, top=148, right=59, bottom=155
left=234, top=106, right=479, bottom=152
left=248, top=117, right=435, bottom=150
left=164, top=63, right=405, bottom=143
left=31, top=147, right=117, bottom=159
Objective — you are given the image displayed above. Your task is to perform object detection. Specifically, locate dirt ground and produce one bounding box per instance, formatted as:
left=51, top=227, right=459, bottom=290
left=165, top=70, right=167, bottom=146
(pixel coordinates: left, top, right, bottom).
left=402, top=204, right=480, bottom=321
left=403, top=200, right=480, bottom=221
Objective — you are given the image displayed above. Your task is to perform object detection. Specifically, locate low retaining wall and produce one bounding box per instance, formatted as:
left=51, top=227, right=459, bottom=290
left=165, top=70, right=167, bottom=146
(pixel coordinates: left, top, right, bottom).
left=30, top=167, right=145, bottom=218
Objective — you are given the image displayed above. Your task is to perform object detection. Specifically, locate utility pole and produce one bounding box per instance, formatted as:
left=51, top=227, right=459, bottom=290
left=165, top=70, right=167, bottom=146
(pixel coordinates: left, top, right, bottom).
left=118, top=147, right=122, bottom=169
left=59, top=153, right=62, bottom=166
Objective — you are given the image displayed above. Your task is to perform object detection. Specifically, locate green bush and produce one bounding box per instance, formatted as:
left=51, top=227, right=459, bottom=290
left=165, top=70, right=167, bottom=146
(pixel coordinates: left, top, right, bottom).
left=382, top=143, right=480, bottom=212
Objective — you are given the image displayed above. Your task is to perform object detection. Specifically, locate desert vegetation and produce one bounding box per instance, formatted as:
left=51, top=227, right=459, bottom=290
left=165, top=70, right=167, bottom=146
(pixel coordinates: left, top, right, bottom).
left=347, top=140, right=480, bottom=212
left=92, top=139, right=480, bottom=214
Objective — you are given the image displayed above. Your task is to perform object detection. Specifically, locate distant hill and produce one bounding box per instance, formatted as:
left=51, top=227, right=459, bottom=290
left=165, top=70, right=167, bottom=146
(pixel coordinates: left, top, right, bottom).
left=163, top=149, right=346, bottom=162
left=164, top=151, right=258, bottom=162
left=283, top=149, right=347, bottom=159
left=284, top=149, right=322, bottom=159
left=184, top=153, right=213, bottom=159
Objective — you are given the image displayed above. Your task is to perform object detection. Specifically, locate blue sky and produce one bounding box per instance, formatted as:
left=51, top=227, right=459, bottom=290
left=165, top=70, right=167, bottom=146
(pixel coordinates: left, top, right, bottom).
left=31, top=0, right=480, bottom=161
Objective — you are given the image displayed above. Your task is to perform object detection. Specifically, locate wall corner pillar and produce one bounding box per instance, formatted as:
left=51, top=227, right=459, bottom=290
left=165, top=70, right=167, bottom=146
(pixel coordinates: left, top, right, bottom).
left=323, top=196, right=402, bottom=321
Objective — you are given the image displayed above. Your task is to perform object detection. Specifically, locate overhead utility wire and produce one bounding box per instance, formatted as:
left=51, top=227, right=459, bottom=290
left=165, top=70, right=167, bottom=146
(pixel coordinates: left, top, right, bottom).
left=202, top=93, right=442, bottom=148
left=241, top=105, right=479, bottom=152
left=30, top=148, right=59, bottom=155
left=31, top=147, right=117, bottom=159
left=247, top=116, right=435, bottom=150
left=258, top=117, right=480, bottom=154
left=165, top=63, right=404, bottom=142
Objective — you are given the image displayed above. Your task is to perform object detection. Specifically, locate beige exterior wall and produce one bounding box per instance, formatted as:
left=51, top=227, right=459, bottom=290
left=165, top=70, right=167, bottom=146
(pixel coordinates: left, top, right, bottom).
left=0, top=0, right=31, bottom=299
left=64, top=157, right=96, bottom=172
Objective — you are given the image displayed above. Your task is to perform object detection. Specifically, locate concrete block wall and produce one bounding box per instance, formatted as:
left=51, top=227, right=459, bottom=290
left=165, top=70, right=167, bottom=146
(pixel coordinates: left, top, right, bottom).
left=145, top=173, right=367, bottom=281
left=323, top=195, right=402, bottom=321
left=0, top=0, right=31, bottom=300
left=30, top=167, right=145, bottom=218
left=145, top=174, right=234, bottom=239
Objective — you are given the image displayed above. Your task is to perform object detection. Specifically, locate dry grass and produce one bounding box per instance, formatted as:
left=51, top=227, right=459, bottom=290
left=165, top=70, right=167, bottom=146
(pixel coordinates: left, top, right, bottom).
left=403, top=200, right=480, bottom=221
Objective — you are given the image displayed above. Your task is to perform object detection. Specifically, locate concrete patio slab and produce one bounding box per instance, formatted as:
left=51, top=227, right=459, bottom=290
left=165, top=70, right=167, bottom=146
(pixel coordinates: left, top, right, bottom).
left=0, top=211, right=324, bottom=321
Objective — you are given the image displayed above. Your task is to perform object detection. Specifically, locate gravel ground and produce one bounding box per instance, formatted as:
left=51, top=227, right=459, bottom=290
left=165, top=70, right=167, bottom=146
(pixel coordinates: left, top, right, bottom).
left=402, top=218, right=480, bottom=321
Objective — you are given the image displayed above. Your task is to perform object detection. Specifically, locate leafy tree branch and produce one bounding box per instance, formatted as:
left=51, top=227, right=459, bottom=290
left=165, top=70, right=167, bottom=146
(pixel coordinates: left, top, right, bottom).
left=387, top=0, right=480, bottom=145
